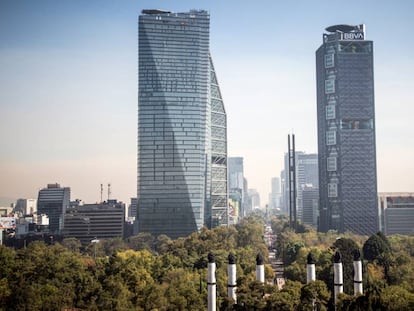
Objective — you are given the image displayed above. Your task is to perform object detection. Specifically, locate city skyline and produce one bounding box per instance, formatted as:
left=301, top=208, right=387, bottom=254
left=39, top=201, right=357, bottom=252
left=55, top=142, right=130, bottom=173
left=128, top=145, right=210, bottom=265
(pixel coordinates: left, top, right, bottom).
left=1, top=0, right=414, bottom=206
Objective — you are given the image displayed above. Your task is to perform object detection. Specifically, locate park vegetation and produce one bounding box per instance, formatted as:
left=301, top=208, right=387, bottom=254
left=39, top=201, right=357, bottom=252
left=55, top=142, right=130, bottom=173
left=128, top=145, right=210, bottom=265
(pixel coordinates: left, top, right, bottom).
left=0, top=213, right=413, bottom=310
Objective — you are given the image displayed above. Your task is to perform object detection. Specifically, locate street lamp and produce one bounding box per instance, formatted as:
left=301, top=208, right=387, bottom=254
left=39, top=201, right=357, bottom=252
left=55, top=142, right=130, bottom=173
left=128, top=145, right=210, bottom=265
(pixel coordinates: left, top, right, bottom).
left=91, top=237, right=100, bottom=259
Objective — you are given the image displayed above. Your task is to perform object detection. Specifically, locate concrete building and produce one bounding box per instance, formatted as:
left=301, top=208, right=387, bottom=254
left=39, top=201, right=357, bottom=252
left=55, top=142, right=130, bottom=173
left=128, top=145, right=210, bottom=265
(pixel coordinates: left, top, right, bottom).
left=228, top=157, right=246, bottom=219
left=269, top=177, right=281, bottom=210
left=37, top=183, right=70, bottom=234
left=248, top=189, right=261, bottom=210
left=63, top=200, right=125, bottom=245
left=316, top=24, right=378, bottom=235
left=137, top=10, right=227, bottom=238
left=15, top=198, right=37, bottom=216
left=281, top=152, right=318, bottom=221
left=302, top=186, right=319, bottom=227
left=379, top=193, right=414, bottom=235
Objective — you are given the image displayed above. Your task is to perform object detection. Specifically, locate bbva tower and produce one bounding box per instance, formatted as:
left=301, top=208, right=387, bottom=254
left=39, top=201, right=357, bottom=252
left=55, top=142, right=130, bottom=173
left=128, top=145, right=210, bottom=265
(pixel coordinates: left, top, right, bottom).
left=137, top=9, right=228, bottom=238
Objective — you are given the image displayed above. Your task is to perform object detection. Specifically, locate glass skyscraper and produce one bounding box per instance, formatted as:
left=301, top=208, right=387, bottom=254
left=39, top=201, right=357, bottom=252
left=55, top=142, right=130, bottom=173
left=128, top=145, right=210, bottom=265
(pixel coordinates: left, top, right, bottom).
left=316, top=24, right=379, bottom=235
left=137, top=9, right=227, bottom=238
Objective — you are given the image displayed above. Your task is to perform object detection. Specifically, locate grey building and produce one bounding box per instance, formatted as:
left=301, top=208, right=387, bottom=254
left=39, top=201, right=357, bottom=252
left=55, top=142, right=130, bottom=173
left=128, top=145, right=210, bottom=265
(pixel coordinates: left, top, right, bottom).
left=302, top=186, right=319, bottom=227
left=316, top=24, right=378, bottom=234
left=269, top=177, right=281, bottom=210
left=379, top=193, right=414, bottom=235
left=64, top=200, right=125, bottom=245
left=281, top=152, right=318, bottom=221
left=228, top=157, right=246, bottom=218
left=37, top=183, right=70, bottom=234
left=137, top=10, right=227, bottom=238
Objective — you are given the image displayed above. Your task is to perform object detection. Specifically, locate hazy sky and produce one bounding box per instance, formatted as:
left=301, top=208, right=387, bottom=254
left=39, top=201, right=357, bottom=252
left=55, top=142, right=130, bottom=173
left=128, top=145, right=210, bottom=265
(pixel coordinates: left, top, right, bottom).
left=1, top=0, right=413, bottom=206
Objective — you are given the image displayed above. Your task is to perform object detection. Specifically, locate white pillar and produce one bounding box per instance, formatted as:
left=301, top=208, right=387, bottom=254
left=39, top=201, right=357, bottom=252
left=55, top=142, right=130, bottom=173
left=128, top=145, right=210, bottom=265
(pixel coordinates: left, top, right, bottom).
left=333, top=251, right=343, bottom=304
left=207, top=253, right=216, bottom=311
left=256, top=253, right=265, bottom=283
left=227, top=253, right=237, bottom=303
left=306, top=252, right=316, bottom=283
left=353, top=249, right=363, bottom=295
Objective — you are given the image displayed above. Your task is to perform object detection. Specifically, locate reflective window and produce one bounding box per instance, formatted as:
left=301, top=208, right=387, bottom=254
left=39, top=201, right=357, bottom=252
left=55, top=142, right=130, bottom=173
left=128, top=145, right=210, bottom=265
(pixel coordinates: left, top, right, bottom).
left=328, top=183, right=338, bottom=197
left=326, top=105, right=335, bottom=120
left=325, top=54, right=334, bottom=68
left=325, top=79, right=335, bottom=94
left=327, top=157, right=337, bottom=171
left=326, top=131, right=336, bottom=145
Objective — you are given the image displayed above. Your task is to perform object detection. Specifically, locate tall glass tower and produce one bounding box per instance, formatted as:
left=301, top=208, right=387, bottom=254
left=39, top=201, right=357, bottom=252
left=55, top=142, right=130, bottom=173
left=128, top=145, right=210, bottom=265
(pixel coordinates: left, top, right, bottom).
left=316, top=24, right=378, bottom=235
left=138, top=9, right=227, bottom=238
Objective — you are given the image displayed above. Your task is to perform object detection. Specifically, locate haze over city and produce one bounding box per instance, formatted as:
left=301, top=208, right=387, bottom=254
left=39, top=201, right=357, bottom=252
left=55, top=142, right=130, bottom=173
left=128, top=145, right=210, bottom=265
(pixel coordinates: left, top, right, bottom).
left=1, top=0, right=413, bottom=205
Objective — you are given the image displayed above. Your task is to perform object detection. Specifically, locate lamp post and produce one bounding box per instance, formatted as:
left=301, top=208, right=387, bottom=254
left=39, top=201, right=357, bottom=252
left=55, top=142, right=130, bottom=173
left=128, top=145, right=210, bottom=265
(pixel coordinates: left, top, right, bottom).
left=91, top=237, right=99, bottom=259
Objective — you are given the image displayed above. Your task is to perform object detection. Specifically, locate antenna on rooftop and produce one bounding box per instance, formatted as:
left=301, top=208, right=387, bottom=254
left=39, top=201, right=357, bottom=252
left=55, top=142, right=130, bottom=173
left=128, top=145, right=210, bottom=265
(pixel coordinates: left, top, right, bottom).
left=108, top=183, right=111, bottom=201
left=100, top=184, right=103, bottom=203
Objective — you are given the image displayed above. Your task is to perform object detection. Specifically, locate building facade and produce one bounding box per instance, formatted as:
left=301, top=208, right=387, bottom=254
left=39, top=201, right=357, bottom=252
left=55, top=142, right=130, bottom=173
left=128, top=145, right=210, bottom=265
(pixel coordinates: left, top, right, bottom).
left=316, top=24, right=378, bottom=234
left=269, top=177, right=281, bottom=210
left=379, top=193, right=414, bottom=235
left=137, top=9, right=227, bottom=238
left=64, top=200, right=125, bottom=245
left=37, top=183, right=70, bottom=234
left=281, top=152, right=318, bottom=222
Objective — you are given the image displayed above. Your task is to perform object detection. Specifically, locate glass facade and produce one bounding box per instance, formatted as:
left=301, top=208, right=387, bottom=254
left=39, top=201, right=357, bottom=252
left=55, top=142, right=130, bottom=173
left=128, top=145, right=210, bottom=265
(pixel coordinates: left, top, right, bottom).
left=137, top=10, right=227, bottom=238
left=316, top=24, right=379, bottom=235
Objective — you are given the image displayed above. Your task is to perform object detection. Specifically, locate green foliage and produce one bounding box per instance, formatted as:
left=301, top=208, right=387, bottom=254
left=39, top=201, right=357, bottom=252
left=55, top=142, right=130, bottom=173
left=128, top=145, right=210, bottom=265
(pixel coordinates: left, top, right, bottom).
left=298, top=280, right=330, bottom=311
left=363, top=232, right=391, bottom=262
left=2, top=216, right=414, bottom=310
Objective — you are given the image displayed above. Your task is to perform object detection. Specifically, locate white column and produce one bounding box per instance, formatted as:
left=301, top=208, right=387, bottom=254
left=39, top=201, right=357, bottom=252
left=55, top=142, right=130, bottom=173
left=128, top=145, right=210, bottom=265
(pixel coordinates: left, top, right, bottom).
left=256, top=253, right=265, bottom=283
left=208, top=253, right=216, bottom=311
left=306, top=252, right=316, bottom=283
left=353, top=249, right=363, bottom=295
left=333, top=251, right=343, bottom=304
left=227, top=253, right=237, bottom=303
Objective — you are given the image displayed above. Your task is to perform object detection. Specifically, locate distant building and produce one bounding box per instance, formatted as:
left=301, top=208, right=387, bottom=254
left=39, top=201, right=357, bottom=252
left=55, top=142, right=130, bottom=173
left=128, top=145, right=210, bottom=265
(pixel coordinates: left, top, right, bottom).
left=63, top=200, right=125, bottom=245
left=379, top=193, right=414, bottom=235
left=269, top=177, right=281, bottom=210
left=316, top=24, right=378, bottom=235
left=128, top=198, right=138, bottom=218
left=15, top=198, right=37, bottom=216
left=248, top=189, right=261, bottom=210
left=228, top=157, right=246, bottom=219
left=37, top=183, right=70, bottom=234
left=281, top=152, right=318, bottom=221
left=302, top=186, right=319, bottom=227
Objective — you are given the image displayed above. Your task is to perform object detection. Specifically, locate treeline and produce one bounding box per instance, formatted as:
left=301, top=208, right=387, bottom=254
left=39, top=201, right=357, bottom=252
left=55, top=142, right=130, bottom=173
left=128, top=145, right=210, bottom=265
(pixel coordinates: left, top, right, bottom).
left=0, top=214, right=413, bottom=310
left=271, top=216, right=414, bottom=310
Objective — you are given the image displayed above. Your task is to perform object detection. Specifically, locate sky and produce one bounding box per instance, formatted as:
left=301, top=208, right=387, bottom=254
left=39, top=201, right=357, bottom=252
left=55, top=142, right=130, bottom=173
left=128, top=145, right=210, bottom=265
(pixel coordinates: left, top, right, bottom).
left=1, top=0, right=414, bottom=206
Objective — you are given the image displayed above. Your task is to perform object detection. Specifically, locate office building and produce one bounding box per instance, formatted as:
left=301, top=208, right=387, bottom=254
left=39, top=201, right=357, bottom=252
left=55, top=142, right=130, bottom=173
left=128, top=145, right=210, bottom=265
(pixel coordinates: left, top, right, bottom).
left=137, top=10, right=228, bottom=238
left=269, top=177, right=281, bottom=210
left=64, top=200, right=125, bottom=245
left=228, top=157, right=246, bottom=218
left=316, top=24, right=378, bottom=234
left=15, top=198, right=37, bottom=216
left=302, top=186, right=319, bottom=227
left=37, top=183, right=70, bottom=234
left=379, top=193, right=414, bottom=235
left=281, top=152, right=318, bottom=221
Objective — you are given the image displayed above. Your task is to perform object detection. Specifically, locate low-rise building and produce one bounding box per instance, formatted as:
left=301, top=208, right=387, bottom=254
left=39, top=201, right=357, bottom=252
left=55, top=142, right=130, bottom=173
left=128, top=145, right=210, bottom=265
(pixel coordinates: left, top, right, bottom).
left=379, top=193, right=414, bottom=235
left=63, top=200, right=125, bottom=245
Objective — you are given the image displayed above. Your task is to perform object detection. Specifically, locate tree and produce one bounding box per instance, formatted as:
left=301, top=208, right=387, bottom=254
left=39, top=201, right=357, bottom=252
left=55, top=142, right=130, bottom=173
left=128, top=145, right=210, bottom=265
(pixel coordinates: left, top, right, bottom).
left=298, top=280, right=330, bottom=311
left=363, top=233, right=390, bottom=262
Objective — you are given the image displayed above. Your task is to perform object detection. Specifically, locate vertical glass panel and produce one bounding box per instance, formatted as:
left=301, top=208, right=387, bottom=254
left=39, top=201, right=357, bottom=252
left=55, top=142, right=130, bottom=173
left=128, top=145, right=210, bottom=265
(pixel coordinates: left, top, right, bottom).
left=325, top=79, right=335, bottom=94
left=325, top=54, right=334, bottom=68
left=327, top=157, right=337, bottom=171
left=328, top=183, right=338, bottom=197
left=326, top=105, right=336, bottom=120
left=326, top=131, right=336, bottom=145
